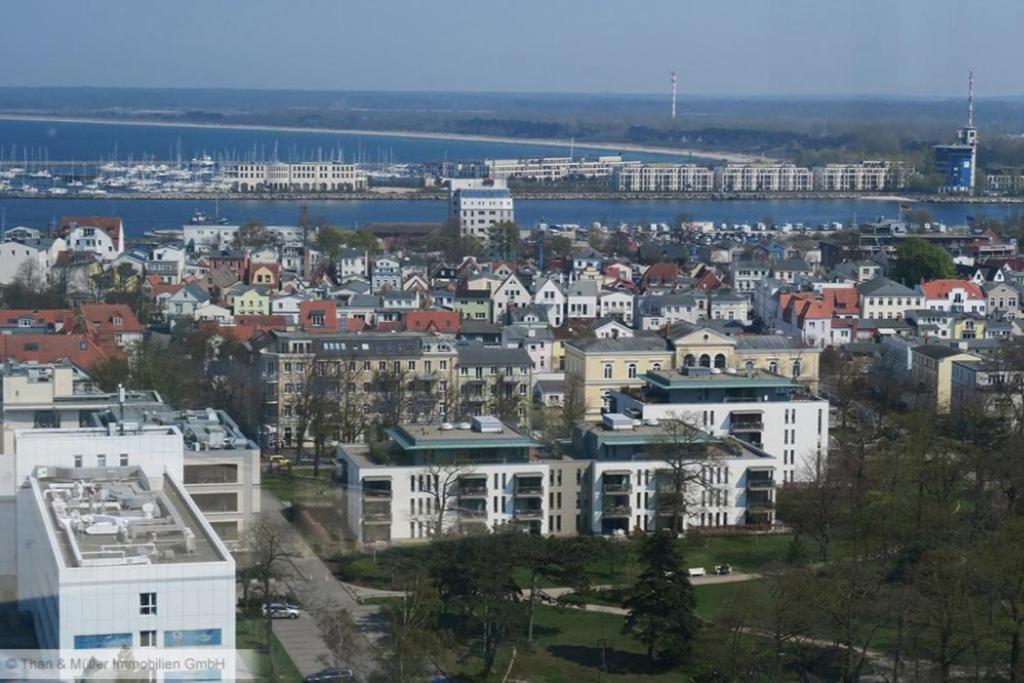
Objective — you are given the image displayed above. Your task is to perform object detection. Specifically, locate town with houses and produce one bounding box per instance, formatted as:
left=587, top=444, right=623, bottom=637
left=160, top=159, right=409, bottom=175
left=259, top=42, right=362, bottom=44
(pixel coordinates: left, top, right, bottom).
left=1, top=164, right=1024, bottom=671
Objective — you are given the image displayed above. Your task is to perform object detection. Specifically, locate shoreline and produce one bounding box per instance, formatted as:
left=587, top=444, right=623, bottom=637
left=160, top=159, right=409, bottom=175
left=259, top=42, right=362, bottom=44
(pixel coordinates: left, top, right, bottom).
left=1, top=189, right=1022, bottom=203
left=0, top=113, right=767, bottom=164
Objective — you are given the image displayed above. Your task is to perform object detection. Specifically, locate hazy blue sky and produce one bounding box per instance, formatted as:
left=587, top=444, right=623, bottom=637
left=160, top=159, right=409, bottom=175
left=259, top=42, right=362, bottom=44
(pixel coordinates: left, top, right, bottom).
left=3, top=0, right=1021, bottom=96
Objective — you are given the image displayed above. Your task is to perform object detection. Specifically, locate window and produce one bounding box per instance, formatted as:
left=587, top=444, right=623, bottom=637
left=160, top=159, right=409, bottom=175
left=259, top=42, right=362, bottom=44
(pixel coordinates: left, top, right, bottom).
left=97, top=454, right=106, bottom=467
left=73, top=455, right=83, bottom=467
left=140, top=630, right=156, bottom=647
left=119, top=453, right=129, bottom=467
left=140, top=593, right=157, bottom=615
left=603, top=363, right=613, bottom=379
left=627, top=363, right=637, bottom=379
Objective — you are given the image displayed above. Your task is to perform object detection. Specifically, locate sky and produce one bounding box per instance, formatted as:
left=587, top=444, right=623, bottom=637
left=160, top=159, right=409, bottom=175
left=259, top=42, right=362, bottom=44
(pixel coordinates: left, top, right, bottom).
left=2, top=0, right=1022, bottom=97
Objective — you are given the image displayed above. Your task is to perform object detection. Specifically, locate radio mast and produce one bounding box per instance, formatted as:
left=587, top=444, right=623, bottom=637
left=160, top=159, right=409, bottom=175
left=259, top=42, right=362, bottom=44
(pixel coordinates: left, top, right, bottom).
left=671, top=71, right=678, bottom=119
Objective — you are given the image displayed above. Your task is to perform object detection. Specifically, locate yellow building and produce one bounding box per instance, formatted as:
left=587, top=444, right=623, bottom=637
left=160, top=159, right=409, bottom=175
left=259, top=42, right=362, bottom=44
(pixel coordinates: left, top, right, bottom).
left=564, top=337, right=674, bottom=418
left=232, top=286, right=271, bottom=316
left=951, top=316, right=986, bottom=340
left=669, top=324, right=821, bottom=390
left=910, top=344, right=979, bottom=413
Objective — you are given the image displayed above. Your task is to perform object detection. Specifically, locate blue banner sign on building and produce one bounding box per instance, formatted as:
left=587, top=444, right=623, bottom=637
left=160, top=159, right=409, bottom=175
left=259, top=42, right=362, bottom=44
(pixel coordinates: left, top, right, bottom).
left=163, top=628, right=223, bottom=647
left=73, top=633, right=133, bottom=649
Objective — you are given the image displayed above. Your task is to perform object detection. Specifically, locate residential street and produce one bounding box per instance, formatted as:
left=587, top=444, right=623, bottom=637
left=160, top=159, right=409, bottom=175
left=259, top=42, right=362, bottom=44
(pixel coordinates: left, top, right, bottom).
left=260, top=489, right=385, bottom=681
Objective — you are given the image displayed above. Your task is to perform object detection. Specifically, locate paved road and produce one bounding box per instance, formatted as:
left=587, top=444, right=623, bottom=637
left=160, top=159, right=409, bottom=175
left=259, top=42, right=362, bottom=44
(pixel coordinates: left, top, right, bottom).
left=260, top=489, right=384, bottom=681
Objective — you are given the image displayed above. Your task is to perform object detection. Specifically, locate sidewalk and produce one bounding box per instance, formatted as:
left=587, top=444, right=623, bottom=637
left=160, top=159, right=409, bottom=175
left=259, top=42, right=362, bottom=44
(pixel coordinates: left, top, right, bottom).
left=260, top=489, right=384, bottom=680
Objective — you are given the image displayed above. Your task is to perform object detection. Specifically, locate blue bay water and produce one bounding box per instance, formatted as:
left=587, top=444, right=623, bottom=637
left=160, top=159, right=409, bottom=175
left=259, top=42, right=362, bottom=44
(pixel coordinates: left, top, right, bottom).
left=0, top=118, right=678, bottom=164
left=0, top=118, right=1020, bottom=235
left=0, top=197, right=1018, bottom=236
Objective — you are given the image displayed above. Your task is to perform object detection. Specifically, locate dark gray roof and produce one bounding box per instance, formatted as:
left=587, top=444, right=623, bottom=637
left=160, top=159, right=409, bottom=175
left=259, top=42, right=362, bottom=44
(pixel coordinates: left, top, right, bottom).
left=567, top=336, right=669, bottom=353
left=914, top=344, right=969, bottom=361
left=457, top=346, right=532, bottom=366
left=858, top=277, right=918, bottom=297
left=734, top=335, right=810, bottom=351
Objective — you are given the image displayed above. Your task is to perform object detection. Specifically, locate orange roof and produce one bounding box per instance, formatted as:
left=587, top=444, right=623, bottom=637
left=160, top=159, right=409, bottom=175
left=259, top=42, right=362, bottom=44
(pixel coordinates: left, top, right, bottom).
left=0, top=309, right=76, bottom=330
left=59, top=216, right=123, bottom=250
left=404, top=309, right=461, bottom=333
left=919, top=279, right=984, bottom=300
left=298, top=300, right=340, bottom=332
left=0, top=333, right=107, bottom=368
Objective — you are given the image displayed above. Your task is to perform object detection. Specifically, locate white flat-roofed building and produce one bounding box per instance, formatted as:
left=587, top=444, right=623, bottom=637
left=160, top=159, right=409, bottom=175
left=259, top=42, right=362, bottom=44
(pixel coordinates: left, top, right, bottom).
left=183, top=223, right=313, bottom=250
left=337, top=418, right=548, bottom=544
left=607, top=366, right=828, bottom=485
left=574, top=416, right=780, bottom=534
left=812, top=161, right=901, bottom=192
left=225, top=161, right=368, bottom=192
left=17, top=465, right=235, bottom=676
left=612, top=163, right=715, bottom=192
left=483, top=155, right=636, bottom=181
left=714, top=164, right=813, bottom=192
left=449, top=178, right=515, bottom=241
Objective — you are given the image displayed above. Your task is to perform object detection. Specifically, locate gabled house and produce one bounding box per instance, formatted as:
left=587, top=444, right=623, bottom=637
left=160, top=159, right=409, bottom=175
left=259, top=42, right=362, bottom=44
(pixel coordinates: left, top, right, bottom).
left=165, top=282, right=211, bottom=319
left=532, top=278, right=566, bottom=327
left=298, top=300, right=340, bottom=332
left=492, top=274, right=532, bottom=322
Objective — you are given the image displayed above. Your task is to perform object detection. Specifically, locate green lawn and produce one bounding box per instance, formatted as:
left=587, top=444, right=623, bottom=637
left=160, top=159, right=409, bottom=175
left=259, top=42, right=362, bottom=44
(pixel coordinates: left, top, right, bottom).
left=262, top=469, right=336, bottom=505
left=236, top=616, right=305, bottom=683
left=564, top=580, right=760, bottom=621
left=448, top=605, right=693, bottom=682
left=337, top=534, right=792, bottom=591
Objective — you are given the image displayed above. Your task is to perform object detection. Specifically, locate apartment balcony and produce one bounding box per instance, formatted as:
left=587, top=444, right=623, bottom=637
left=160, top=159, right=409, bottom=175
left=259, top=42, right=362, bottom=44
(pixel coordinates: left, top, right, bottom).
left=746, top=476, right=775, bottom=492
left=729, top=416, right=764, bottom=433
left=602, top=480, right=632, bottom=494
left=457, top=500, right=488, bottom=518
left=363, top=504, right=392, bottom=524
left=746, top=467, right=775, bottom=491
left=513, top=474, right=544, bottom=497
left=513, top=505, right=544, bottom=520
left=602, top=504, right=631, bottom=519
left=457, top=476, right=488, bottom=499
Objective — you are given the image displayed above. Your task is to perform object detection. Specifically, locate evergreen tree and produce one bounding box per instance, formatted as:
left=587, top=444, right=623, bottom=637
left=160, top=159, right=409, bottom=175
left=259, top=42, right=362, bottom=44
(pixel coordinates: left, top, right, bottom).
left=622, top=531, right=698, bottom=665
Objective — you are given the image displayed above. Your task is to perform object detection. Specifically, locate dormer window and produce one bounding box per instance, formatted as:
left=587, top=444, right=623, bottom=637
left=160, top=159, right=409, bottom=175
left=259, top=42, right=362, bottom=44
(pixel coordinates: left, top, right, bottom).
left=112, top=317, right=123, bottom=326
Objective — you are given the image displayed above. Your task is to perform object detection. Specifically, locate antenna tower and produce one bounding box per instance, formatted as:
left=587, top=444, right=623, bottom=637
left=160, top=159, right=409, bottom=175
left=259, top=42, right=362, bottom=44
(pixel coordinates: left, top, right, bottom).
left=671, top=72, right=678, bottom=119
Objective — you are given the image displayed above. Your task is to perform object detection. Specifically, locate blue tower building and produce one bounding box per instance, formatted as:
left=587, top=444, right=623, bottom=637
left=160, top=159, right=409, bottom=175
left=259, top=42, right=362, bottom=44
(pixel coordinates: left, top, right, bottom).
left=934, top=71, right=978, bottom=194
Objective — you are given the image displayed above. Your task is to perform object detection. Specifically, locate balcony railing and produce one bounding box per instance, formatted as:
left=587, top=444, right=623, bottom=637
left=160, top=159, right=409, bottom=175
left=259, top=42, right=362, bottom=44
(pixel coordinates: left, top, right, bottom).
left=730, top=419, right=764, bottom=433
left=513, top=507, right=544, bottom=520
left=458, top=485, right=488, bottom=498
left=602, top=481, right=632, bottom=494
left=514, top=480, right=544, bottom=496
left=746, top=477, right=775, bottom=491
left=458, top=508, right=487, bottom=519
left=602, top=505, right=630, bottom=518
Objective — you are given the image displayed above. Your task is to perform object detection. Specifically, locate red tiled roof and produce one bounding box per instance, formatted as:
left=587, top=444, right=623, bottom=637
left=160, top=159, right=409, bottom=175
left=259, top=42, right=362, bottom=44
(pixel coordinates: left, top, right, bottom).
left=0, top=333, right=107, bottom=368
left=59, top=216, right=123, bottom=250
left=298, top=300, right=340, bottom=332
left=919, top=279, right=984, bottom=300
left=0, top=309, right=76, bottom=330
left=403, top=309, right=461, bottom=333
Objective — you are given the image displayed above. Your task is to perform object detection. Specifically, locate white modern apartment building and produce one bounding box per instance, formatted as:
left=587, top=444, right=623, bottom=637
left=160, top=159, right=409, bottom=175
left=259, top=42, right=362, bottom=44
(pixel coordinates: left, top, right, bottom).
left=17, top=465, right=235, bottom=679
left=607, top=366, right=829, bottom=485
left=225, top=161, right=368, bottom=192
left=484, top=155, right=636, bottom=181
left=336, top=417, right=549, bottom=543
left=449, top=178, right=515, bottom=240
left=612, top=163, right=715, bottom=192
left=574, top=416, right=778, bottom=533
left=183, top=222, right=313, bottom=250
left=715, top=164, right=813, bottom=192
left=812, top=161, right=900, bottom=192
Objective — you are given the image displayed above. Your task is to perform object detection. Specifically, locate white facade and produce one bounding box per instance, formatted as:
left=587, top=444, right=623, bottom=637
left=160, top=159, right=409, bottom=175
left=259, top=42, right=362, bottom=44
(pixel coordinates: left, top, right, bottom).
left=598, top=290, right=635, bottom=325
left=339, top=449, right=551, bottom=544
left=715, top=164, right=813, bottom=192
left=449, top=178, right=515, bottom=240
left=533, top=278, right=566, bottom=327
left=610, top=393, right=828, bottom=485
left=0, top=239, right=61, bottom=286
left=17, top=467, right=235, bottom=677
left=812, top=161, right=897, bottom=191
left=484, top=155, right=634, bottom=181
left=612, top=163, right=715, bottom=192
left=226, top=161, right=368, bottom=192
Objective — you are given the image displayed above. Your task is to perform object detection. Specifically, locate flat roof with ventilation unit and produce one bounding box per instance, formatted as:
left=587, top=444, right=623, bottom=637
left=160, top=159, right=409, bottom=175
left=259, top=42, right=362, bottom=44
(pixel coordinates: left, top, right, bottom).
left=29, top=466, right=229, bottom=568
